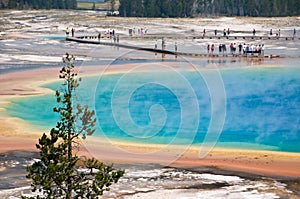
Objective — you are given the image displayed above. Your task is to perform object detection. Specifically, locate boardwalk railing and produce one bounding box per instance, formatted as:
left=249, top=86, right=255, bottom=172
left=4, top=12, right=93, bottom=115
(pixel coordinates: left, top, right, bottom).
left=74, top=35, right=299, bottom=41
left=66, top=36, right=280, bottom=58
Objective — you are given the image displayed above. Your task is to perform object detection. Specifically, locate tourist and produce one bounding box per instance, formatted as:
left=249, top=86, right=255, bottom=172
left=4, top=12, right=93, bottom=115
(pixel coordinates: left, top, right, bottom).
left=270, top=29, right=273, bottom=36
left=162, top=39, right=165, bottom=50
left=230, top=43, right=234, bottom=54
left=223, top=29, right=226, bottom=36
left=214, top=29, right=217, bottom=36
left=238, top=43, right=243, bottom=55
left=71, top=28, right=75, bottom=37
left=233, top=43, right=237, bottom=54
left=116, top=35, right=119, bottom=43
left=222, top=44, right=227, bottom=56
left=207, top=44, right=210, bottom=54
left=211, top=44, right=215, bottom=54
left=175, top=42, right=178, bottom=52
left=246, top=44, right=250, bottom=55
left=66, top=27, right=69, bottom=37
left=278, top=29, right=281, bottom=37
left=261, top=44, right=265, bottom=57
left=98, top=32, right=101, bottom=42
left=203, top=29, right=206, bottom=37
left=255, top=45, right=260, bottom=56
left=243, top=43, right=247, bottom=55
left=253, top=28, right=256, bottom=36
left=250, top=44, right=255, bottom=55
left=227, top=28, right=230, bottom=36
left=219, top=44, right=222, bottom=55
left=293, top=28, right=296, bottom=38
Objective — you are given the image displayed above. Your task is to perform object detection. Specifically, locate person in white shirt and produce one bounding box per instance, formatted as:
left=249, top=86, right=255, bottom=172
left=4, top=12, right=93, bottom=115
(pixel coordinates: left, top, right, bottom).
left=261, top=44, right=265, bottom=57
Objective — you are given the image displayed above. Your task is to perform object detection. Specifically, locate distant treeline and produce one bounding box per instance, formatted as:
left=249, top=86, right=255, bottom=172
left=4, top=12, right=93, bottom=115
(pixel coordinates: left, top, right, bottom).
left=119, top=0, right=300, bottom=17
left=0, top=0, right=77, bottom=9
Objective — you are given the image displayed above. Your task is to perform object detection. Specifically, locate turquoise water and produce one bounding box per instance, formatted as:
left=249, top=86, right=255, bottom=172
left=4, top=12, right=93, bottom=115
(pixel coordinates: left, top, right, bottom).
left=6, top=62, right=300, bottom=152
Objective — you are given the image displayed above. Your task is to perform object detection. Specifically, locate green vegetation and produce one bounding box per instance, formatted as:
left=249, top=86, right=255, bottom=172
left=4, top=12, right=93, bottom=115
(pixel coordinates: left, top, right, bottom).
left=77, top=1, right=96, bottom=10
left=77, top=1, right=112, bottom=10
left=0, top=0, right=120, bottom=10
left=119, top=0, right=300, bottom=17
left=0, top=0, right=77, bottom=9
left=1, top=0, right=299, bottom=16
left=23, top=53, right=124, bottom=199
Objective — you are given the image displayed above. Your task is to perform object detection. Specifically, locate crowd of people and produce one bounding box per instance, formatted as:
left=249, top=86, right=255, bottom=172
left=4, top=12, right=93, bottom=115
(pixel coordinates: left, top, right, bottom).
left=65, top=27, right=75, bottom=37
left=207, top=43, right=265, bottom=57
left=97, top=29, right=120, bottom=43
left=65, top=26, right=275, bottom=58
left=66, top=27, right=120, bottom=43
left=129, top=27, right=148, bottom=36
left=205, top=28, right=297, bottom=38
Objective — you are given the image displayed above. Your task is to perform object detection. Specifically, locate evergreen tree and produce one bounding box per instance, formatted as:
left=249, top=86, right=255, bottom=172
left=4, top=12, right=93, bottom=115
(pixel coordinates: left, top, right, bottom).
left=110, top=0, right=116, bottom=12
left=144, top=0, right=157, bottom=17
left=160, top=0, right=170, bottom=17
left=8, top=0, right=17, bottom=8
left=44, top=0, right=51, bottom=9
left=291, top=0, right=300, bottom=16
left=64, top=0, right=76, bottom=9
left=118, top=0, right=300, bottom=17
left=258, top=0, right=268, bottom=16
left=2, top=0, right=300, bottom=16
left=119, top=0, right=127, bottom=17
left=244, top=0, right=257, bottom=16
left=23, top=53, right=124, bottom=199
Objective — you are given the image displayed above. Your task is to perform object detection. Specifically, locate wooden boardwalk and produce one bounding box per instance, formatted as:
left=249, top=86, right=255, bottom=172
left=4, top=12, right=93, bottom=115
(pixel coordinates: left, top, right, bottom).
left=142, top=35, right=300, bottom=41
left=74, top=34, right=300, bottom=41
left=66, top=36, right=280, bottom=58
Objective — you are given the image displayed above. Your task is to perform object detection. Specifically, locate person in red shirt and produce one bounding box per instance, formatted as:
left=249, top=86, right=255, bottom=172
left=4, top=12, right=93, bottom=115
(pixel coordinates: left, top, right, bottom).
left=211, top=44, right=215, bottom=55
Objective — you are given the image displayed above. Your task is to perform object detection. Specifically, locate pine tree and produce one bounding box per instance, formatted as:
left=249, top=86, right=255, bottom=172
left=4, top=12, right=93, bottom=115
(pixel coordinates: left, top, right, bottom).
left=23, top=53, right=124, bottom=199
left=8, top=0, right=17, bottom=8
left=110, top=0, right=116, bottom=12
left=119, top=0, right=127, bottom=17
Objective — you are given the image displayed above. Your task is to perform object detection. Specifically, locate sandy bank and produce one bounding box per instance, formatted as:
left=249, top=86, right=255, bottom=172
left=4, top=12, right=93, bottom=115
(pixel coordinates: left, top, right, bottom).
left=0, top=133, right=300, bottom=178
left=80, top=137, right=300, bottom=178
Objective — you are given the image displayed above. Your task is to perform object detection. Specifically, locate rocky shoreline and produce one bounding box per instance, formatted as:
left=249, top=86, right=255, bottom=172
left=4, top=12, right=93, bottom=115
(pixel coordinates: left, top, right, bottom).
left=0, top=150, right=299, bottom=198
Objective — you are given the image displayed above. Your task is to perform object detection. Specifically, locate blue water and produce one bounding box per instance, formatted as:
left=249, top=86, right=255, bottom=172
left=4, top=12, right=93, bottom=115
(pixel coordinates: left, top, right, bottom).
left=6, top=62, right=300, bottom=152
left=41, top=35, right=67, bottom=40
